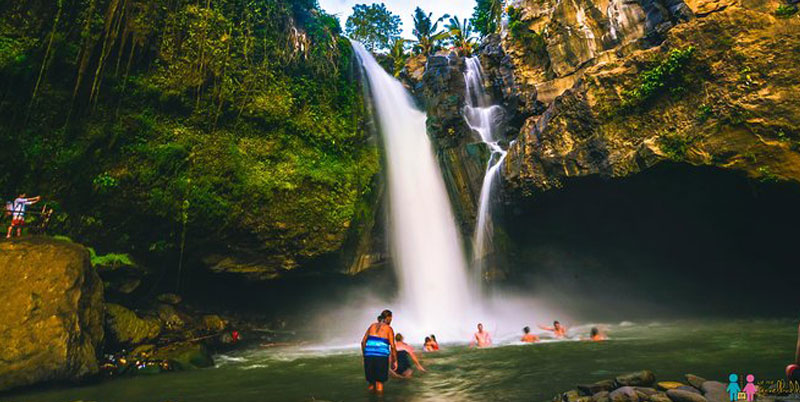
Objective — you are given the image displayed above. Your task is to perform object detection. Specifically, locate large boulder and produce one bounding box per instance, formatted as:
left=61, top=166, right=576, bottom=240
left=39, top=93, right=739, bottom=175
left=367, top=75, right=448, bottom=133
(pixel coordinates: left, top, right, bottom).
left=0, top=237, right=104, bottom=391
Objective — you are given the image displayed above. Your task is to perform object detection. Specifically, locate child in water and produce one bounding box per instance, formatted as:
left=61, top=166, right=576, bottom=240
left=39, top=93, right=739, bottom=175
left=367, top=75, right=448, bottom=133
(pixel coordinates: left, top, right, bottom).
left=423, top=337, right=435, bottom=352
left=521, top=326, right=539, bottom=343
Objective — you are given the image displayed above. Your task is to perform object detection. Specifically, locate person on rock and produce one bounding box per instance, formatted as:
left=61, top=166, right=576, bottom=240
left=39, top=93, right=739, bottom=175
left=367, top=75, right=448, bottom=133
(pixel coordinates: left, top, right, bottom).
left=6, top=193, right=41, bottom=239
left=391, top=333, right=426, bottom=378
left=361, top=309, right=397, bottom=394
left=471, top=323, right=492, bottom=347
left=539, top=321, right=568, bottom=338
left=521, top=326, right=540, bottom=343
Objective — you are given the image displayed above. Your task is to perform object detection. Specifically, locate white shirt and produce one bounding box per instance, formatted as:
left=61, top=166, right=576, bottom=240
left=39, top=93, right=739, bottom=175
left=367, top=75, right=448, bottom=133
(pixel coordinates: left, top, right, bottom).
left=12, top=197, right=35, bottom=220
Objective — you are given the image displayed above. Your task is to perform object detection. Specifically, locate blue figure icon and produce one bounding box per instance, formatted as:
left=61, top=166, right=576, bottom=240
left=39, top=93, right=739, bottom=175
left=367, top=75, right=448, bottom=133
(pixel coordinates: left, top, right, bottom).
left=727, top=374, right=741, bottom=401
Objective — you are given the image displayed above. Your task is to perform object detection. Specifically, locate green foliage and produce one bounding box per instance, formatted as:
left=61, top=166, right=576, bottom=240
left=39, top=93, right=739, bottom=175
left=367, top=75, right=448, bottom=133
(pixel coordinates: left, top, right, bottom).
left=389, top=38, right=409, bottom=77
left=411, top=7, right=450, bottom=56
left=620, top=47, right=696, bottom=112
left=92, top=172, right=119, bottom=194
left=696, top=104, right=714, bottom=123
left=88, top=247, right=135, bottom=268
left=0, top=0, right=379, bottom=270
left=775, top=4, right=798, bottom=18
left=471, top=0, right=504, bottom=37
left=446, top=16, right=477, bottom=57
left=345, top=3, right=402, bottom=52
left=658, top=133, right=696, bottom=160
left=758, top=166, right=780, bottom=183
left=507, top=6, right=546, bottom=59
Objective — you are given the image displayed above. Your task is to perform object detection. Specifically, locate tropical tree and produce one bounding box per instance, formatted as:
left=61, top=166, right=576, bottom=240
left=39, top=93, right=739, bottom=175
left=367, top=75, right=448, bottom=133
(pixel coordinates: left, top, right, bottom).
left=345, top=3, right=402, bottom=52
left=471, top=0, right=504, bottom=37
left=446, top=16, right=477, bottom=57
left=389, top=38, right=408, bottom=77
left=411, top=7, right=450, bottom=56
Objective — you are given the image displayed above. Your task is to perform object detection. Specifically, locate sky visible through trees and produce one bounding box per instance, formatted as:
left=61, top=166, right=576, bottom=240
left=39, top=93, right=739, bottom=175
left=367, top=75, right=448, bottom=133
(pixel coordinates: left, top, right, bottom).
left=319, top=0, right=478, bottom=39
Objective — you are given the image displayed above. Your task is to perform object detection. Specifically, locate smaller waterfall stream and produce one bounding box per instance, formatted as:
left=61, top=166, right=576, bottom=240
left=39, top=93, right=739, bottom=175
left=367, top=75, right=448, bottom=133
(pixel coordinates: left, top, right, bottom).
left=463, top=57, right=507, bottom=278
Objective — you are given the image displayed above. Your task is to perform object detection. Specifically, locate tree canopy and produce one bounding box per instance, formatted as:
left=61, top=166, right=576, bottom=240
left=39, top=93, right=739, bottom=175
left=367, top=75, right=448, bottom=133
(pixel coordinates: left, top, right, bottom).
left=345, top=3, right=402, bottom=52
left=411, top=7, right=450, bottom=56
left=471, top=0, right=504, bottom=37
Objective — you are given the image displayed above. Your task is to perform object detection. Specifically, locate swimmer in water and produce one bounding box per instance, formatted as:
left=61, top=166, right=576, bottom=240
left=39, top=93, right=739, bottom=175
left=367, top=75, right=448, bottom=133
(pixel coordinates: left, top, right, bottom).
left=521, top=326, right=540, bottom=343
left=391, top=333, right=426, bottom=378
left=361, top=310, right=397, bottom=394
left=588, top=327, right=606, bottom=341
left=423, top=337, right=435, bottom=352
left=471, top=323, right=492, bottom=347
left=539, top=321, right=567, bottom=338
left=430, top=334, right=440, bottom=350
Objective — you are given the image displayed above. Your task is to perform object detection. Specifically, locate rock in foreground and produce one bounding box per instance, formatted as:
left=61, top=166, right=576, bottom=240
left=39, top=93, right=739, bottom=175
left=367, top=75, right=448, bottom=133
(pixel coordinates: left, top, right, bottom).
left=0, top=237, right=104, bottom=391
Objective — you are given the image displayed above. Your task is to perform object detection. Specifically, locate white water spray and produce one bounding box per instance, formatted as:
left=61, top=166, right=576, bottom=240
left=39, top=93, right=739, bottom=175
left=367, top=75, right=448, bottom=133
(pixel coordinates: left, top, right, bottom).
left=463, top=57, right=508, bottom=275
left=351, top=41, right=472, bottom=340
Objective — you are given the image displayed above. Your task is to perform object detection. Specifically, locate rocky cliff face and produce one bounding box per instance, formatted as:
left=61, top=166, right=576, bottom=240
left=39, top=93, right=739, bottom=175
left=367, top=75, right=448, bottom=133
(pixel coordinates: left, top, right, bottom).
left=503, top=0, right=800, bottom=193
left=503, top=0, right=693, bottom=104
left=0, top=238, right=104, bottom=392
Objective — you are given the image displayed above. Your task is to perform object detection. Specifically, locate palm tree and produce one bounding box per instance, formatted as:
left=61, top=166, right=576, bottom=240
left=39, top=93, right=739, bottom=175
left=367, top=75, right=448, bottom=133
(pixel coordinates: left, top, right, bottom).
left=446, top=16, right=477, bottom=57
left=389, top=38, right=408, bottom=77
left=411, top=7, right=451, bottom=56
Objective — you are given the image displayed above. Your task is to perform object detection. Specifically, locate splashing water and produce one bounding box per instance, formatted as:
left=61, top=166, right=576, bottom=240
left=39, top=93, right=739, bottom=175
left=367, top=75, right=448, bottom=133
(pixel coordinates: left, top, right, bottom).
left=463, top=57, right=508, bottom=278
left=351, top=41, right=473, bottom=340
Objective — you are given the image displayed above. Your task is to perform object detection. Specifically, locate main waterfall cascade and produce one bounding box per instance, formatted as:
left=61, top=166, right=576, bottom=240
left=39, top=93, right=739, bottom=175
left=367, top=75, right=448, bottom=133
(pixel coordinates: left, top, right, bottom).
left=351, top=41, right=473, bottom=338
left=463, top=57, right=508, bottom=278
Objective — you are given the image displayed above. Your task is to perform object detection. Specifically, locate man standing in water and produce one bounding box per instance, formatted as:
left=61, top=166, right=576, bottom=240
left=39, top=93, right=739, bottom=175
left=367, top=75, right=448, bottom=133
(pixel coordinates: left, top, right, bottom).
left=471, top=323, right=492, bottom=347
left=539, top=321, right=568, bottom=338
left=361, top=310, right=397, bottom=394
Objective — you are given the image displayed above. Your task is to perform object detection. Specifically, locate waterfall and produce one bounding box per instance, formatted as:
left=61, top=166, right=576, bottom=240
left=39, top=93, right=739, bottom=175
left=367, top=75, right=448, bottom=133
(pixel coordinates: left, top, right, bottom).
left=463, top=57, right=507, bottom=277
left=351, top=41, right=472, bottom=338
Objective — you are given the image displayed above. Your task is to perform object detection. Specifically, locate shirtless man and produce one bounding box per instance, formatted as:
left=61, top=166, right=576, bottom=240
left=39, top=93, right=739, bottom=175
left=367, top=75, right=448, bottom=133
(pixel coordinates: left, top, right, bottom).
left=521, top=326, right=540, bottom=343
left=392, top=333, right=426, bottom=378
left=361, top=310, right=397, bottom=394
left=588, top=327, right=606, bottom=342
left=471, top=323, right=492, bottom=347
left=539, top=321, right=567, bottom=338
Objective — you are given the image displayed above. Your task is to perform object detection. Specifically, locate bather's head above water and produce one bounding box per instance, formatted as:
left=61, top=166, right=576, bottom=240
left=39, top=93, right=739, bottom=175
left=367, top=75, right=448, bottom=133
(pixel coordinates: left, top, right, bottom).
left=378, top=309, right=393, bottom=325
left=477, top=323, right=484, bottom=332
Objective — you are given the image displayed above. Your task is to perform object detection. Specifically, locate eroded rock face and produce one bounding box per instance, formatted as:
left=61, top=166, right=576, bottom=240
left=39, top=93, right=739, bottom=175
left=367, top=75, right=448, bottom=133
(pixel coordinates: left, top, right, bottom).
left=505, top=3, right=800, bottom=193
left=0, top=237, right=104, bottom=391
left=504, top=0, right=692, bottom=102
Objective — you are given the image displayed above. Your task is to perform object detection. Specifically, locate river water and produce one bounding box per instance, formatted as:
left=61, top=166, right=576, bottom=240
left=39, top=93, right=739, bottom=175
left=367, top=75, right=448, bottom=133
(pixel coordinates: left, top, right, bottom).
left=12, top=319, right=796, bottom=402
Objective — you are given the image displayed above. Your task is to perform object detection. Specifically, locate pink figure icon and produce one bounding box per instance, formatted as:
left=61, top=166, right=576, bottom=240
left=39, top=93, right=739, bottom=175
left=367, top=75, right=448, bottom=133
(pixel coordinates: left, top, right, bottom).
left=743, top=374, right=757, bottom=401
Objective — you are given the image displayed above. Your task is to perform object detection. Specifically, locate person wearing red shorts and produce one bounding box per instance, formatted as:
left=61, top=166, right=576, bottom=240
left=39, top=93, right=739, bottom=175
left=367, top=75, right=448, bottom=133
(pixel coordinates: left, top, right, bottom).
left=6, top=193, right=40, bottom=239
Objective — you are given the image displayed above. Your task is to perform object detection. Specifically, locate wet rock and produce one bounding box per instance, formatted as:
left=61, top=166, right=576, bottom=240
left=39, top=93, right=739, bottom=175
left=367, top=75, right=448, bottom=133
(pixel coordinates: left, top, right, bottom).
left=616, top=371, right=657, bottom=387
left=658, top=382, right=688, bottom=391
left=677, top=386, right=702, bottom=395
left=202, top=314, right=227, bottom=332
left=157, top=293, right=182, bottom=305
left=156, top=304, right=187, bottom=331
left=667, top=389, right=709, bottom=402
left=685, top=374, right=707, bottom=389
left=651, top=393, right=673, bottom=402
left=150, top=342, right=214, bottom=370
left=0, top=238, right=105, bottom=392
left=700, top=381, right=727, bottom=402
left=580, top=380, right=617, bottom=395
left=594, top=391, right=611, bottom=402
left=636, top=387, right=660, bottom=396
left=563, top=389, right=583, bottom=402
left=106, top=303, right=161, bottom=346
left=610, top=386, right=641, bottom=402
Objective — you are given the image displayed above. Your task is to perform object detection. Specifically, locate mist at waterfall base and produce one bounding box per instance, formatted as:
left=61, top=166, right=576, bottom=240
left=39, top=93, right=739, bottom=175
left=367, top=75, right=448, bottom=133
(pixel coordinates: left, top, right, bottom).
left=287, top=41, right=581, bottom=346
